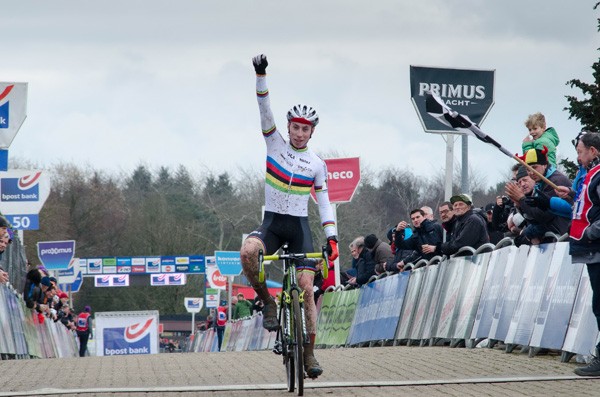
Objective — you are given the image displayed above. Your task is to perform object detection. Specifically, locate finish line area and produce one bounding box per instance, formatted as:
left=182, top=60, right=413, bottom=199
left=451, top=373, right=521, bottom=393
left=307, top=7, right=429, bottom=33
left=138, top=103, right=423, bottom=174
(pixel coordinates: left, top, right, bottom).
left=0, top=347, right=598, bottom=397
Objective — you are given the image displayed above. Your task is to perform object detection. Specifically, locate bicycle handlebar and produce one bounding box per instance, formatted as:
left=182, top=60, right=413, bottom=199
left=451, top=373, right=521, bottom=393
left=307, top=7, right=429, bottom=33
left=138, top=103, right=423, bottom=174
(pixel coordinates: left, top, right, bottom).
left=258, top=247, right=329, bottom=281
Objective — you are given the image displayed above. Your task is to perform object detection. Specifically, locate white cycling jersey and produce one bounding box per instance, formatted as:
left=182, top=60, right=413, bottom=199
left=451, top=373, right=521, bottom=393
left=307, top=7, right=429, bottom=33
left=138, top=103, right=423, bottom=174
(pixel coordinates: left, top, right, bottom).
left=256, top=75, right=337, bottom=238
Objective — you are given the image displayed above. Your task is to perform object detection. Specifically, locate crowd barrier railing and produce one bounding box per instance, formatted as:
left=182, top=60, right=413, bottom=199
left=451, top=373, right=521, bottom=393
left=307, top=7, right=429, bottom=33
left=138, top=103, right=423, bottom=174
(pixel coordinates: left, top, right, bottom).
left=0, top=284, right=79, bottom=359
left=190, top=241, right=599, bottom=366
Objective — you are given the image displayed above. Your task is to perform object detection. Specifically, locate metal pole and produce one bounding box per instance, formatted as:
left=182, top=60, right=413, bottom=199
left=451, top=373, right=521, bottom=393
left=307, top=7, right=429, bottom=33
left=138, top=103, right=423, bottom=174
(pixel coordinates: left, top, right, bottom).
left=227, top=276, right=233, bottom=321
left=461, top=134, right=470, bottom=194
left=445, top=134, right=454, bottom=200
left=191, top=312, right=195, bottom=335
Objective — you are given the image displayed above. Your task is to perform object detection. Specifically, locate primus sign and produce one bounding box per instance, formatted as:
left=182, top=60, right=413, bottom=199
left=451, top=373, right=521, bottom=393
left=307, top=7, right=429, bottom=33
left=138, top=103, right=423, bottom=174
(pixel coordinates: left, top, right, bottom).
left=410, top=66, right=495, bottom=133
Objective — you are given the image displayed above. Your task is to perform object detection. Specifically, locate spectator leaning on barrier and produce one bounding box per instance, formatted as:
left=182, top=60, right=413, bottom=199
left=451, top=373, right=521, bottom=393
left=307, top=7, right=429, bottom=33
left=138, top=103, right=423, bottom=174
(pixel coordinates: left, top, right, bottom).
left=439, top=194, right=489, bottom=256
left=384, top=227, right=416, bottom=274
left=394, top=208, right=443, bottom=269
left=347, top=236, right=376, bottom=287
left=364, top=234, right=394, bottom=275
left=559, top=132, right=600, bottom=376
left=508, top=147, right=572, bottom=244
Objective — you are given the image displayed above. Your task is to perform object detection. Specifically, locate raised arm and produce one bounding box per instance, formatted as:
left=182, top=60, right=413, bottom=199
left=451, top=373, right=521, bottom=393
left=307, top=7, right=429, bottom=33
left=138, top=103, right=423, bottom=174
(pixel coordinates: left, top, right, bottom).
left=252, top=54, right=277, bottom=139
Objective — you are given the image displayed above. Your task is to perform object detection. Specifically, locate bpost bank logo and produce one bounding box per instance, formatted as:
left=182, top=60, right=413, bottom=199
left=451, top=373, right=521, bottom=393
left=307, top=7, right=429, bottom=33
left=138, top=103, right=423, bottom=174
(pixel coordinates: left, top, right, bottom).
left=1, top=172, right=41, bottom=202
left=0, top=85, right=14, bottom=129
left=103, top=318, right=154, bottom=355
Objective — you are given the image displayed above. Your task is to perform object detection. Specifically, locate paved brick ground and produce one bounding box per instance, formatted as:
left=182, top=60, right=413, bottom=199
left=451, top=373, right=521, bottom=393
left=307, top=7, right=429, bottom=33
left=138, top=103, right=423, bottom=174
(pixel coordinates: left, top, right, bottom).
left=0, top=345, right=599, bottom=396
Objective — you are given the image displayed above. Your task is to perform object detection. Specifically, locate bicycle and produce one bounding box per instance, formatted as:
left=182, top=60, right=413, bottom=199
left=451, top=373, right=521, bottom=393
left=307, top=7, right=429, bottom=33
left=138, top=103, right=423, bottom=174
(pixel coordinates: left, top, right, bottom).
left=258, top=243, right=328, bottom=396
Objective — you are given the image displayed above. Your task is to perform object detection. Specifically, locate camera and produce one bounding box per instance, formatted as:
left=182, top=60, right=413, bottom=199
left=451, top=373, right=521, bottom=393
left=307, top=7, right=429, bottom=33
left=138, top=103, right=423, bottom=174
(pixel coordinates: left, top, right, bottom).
left=501, top=196, right=510, bottom=206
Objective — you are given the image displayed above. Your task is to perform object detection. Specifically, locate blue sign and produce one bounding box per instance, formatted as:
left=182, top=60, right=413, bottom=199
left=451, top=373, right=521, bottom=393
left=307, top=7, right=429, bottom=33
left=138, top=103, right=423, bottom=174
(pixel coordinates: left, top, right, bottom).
left=189, top=255, right=205, bottom=273
left=1, top=176, right=39, bottom=202
left=37, top=240, right=76, bottom=270
left=0, top=102, right=8, bottom=128
left=4, top=214, right=39, bottom=230
left=59, top=271, right=83, bottom=293
left=214, top=251, right=243, bottom=276
left=103, top=321, right=153, bottom=355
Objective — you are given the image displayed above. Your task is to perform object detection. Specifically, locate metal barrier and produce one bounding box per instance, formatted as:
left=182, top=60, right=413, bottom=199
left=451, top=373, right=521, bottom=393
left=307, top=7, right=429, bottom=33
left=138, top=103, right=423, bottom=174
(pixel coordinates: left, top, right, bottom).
left=0, top=283, right=79, bottom=359
left=195, top=241, right=598, bottom=367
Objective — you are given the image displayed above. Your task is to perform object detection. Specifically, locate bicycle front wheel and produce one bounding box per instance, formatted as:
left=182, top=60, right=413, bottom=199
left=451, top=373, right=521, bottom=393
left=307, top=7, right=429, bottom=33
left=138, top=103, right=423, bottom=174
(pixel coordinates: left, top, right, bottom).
left=291, top=289, right=304, bottom=396
left=282, top=296, right=294, bottom=393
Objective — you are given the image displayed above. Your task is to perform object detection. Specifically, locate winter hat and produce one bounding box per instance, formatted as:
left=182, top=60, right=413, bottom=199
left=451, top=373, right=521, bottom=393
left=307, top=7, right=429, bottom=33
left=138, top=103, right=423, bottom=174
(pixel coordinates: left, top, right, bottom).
left=519, top=147, right=548, bottom=165
left=58, top=292, right=69, bottom=300
left=450, top=193, right=473, bottom=206
left=364, top=234, right=378, bottom=249
left=0, top=216, right=9, bottom=229
left=40, top=276, right=52, bottom=287
left=485, top=203, right=494, bottom=213
left=516, top=166, right=528, bottom=181
left=84, top=305, right=91, bottom=312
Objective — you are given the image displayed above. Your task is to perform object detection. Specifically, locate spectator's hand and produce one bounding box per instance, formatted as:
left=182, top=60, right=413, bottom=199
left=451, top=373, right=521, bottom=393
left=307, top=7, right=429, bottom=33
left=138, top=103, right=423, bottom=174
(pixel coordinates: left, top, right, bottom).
left=326, top=236, right=339, bottom=261
left=505, top=182, right=524, bottom=203
left=396, top=261, right=405, bottom=271
left=555, top=186, right=571, bottom=199
left=347, top=276, right=356, bottom=284
left=421, top=244, right=436, bottom=254
left=496, top=196, right=504, bottom=207
left=397, top=221, right=409, bottom=230
left=252, top=54, right=268, bottom=74
left=0, top=270, right=8, bottom=284
left=523, top=133, right=533, bottom=143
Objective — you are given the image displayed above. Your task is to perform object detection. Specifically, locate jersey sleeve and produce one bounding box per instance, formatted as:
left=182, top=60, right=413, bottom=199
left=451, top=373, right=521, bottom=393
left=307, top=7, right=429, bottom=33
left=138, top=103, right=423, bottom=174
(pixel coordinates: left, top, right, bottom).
left=256, top=75, right=283, bottom=145
left=314, top=159, right=337, bottom=238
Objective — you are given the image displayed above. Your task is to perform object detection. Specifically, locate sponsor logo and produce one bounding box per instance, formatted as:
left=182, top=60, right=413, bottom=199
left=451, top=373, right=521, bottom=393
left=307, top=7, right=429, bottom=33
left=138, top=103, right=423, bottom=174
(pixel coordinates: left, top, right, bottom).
left=417, top=82, right=486, bottom=106
left=113, top=275, right=129, bottom=286
left=117, top=266, right=131, bottom=274
left=131, top=265, right=145, bottom=273
left=0, top=85, right=14, bottom=128
left=96, top=275, right=111, bottom=287
left=146, top=257, right=160, bottom=273
left=151, top=274, right=167, bottom=286
left=168, top=273, right=186, bottom=285
left=103, top=318, right=153, bottom=356
left=1, top=172, right=41, bottom=202
left=187, top=298, right=201, bottom=309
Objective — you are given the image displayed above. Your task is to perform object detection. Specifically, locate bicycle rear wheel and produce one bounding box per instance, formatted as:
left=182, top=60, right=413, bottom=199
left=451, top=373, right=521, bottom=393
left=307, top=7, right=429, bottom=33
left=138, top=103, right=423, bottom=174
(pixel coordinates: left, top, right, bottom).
left=291, top=289, right=304, bottom=396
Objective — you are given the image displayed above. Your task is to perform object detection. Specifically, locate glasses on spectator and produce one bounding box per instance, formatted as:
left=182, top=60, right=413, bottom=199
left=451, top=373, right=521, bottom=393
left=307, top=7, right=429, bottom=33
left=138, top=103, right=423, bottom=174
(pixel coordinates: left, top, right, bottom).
left=439, top=209, right=450, bottom=215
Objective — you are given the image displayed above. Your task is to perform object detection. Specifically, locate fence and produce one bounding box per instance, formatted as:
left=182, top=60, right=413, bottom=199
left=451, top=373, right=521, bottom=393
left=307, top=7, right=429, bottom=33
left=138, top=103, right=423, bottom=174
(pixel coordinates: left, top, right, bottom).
left=189, top=241, right=599, bottom=364
left=0, top=283, right=79, bottom=359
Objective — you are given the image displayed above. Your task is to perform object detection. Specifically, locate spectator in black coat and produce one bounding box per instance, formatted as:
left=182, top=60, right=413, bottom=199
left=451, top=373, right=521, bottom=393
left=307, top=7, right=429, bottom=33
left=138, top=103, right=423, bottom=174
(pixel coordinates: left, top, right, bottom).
left=440, top=194, right=490, bottom=256
left=347, top=237, right=376, bottom=287
left=394, top=208, right=444, bottom=269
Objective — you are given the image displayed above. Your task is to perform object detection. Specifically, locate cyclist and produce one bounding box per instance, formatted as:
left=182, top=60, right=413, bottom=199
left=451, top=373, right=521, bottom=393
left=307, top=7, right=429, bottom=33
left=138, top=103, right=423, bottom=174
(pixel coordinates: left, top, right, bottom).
left=240, top=54, right=339, bottom=379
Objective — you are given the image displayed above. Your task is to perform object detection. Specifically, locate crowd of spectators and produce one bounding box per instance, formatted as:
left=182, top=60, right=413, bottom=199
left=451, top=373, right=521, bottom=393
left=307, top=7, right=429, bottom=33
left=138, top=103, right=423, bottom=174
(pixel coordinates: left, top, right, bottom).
left=340, top=116, right=577, bottom=287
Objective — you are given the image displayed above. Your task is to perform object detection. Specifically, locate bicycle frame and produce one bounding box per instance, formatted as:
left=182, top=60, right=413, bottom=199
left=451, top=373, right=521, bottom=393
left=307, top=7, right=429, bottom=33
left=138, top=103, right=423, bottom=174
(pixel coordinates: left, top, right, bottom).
left=258, top=244, right=327, bottom=395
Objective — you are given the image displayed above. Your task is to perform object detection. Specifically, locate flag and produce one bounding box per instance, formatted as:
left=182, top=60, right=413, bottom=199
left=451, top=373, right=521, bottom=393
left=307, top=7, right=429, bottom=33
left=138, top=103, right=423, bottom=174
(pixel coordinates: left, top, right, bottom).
left=425, top=93, right=514, bottom=158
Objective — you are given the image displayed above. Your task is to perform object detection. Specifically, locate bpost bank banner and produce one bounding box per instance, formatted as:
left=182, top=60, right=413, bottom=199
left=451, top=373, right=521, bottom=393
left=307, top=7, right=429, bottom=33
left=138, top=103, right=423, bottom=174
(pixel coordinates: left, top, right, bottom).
left=37, top=240, right=76, bottom=271
left=0, top=170, right=50, bottom=230
left=95, top=311, right=159, bottom=356
left=410, top=66, right=495, bottom=133
left=0, top=83, right=27, bottom=148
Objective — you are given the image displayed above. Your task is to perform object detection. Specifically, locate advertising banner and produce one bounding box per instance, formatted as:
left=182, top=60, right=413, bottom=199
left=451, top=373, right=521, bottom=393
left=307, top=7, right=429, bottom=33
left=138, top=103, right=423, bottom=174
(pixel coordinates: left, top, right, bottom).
left=434, top=257, right=469, bottom=339
left=421, top=262, right=448, bottom=341
left=185, top=298, right=204, bottom=313
left=95, top=311, right=159, bottom=356
left=94, top=275, right=129, bottom=287
left=409, top=264, right=440, bottom=341
left=530, top=243, right=584, bottom=350
left=562, top=266, right=600, bottom=355
left=471, top=246, right=517, bottom=339
left=396, top=269, right=424, bottom=340
left=214, top=251, right=243, bottom=276
left=504, top=244, right=554, bottom=346
left=0, top=82, right=27, bottom=148
left=311, top=157, right=361, bottom=203
left=488, top=245, right=530, bottom=341
left=206, top=256, right=227, bottom=290
left=452, top=252, right=491, bottom=340
left=37, top=240, right=76, bottom=271
left=410, top=66, right=495, bottom=133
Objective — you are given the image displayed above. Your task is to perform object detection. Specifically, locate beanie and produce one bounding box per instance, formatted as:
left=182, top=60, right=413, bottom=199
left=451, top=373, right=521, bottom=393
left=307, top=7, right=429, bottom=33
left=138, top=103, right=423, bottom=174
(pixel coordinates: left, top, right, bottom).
left=40, top=277, right=52, bottom=287
left=516, top=166, right=528, bottom=181
left=364, top=234, right=378, bottom=250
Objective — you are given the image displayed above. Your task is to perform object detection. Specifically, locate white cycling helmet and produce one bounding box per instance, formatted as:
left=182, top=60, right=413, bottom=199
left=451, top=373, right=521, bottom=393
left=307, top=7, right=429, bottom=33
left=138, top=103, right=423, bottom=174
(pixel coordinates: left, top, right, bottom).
left=287, top=104, right=319, bottom=127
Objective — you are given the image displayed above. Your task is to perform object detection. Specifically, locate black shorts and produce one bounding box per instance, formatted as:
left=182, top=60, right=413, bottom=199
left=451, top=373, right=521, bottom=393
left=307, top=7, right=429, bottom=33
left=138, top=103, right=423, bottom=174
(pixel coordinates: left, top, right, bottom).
left=247, top=211, right=317, bottom=272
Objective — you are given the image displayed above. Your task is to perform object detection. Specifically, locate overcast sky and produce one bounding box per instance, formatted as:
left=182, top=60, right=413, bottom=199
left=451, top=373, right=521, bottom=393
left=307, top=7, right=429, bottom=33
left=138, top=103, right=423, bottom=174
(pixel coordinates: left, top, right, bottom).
left=1, top=1, right=598, bottom=190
